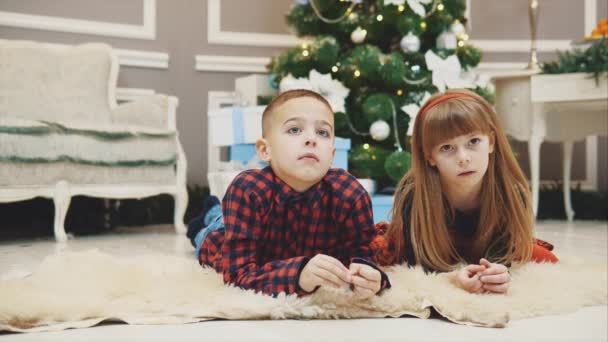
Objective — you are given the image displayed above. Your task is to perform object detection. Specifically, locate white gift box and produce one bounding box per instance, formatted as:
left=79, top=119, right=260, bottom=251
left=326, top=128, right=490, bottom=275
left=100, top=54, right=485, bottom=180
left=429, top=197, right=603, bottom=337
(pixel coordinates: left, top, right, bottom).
left=357, top=178, right=377, bottom=195
left=235, top=74, right=277, bottom=107
left=207, top=106, right=265, bottom=146
left=207, top=170, right=243, bottom=199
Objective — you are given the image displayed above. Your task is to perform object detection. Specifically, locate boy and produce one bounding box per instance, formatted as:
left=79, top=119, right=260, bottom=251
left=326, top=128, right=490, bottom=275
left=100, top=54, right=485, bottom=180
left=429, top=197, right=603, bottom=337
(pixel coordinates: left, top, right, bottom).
left=188, top=89, right=390, bottom=297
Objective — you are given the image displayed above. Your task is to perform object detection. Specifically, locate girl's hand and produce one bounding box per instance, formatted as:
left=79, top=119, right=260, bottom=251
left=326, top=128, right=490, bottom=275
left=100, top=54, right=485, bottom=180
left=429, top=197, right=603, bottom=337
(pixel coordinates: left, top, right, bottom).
left=450, top=264, right=486, bottom=294
left=479, top=258, right=510, bottom=294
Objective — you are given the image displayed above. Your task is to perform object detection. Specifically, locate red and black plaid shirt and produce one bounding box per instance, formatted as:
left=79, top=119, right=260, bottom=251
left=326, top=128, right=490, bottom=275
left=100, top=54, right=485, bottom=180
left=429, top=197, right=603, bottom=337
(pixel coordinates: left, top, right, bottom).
left=199, top=167, right=390, bottom=296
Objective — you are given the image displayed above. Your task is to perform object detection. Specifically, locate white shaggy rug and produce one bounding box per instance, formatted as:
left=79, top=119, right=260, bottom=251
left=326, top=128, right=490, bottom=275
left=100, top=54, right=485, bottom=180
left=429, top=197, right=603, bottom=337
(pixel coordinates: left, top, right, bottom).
left=0, top=250, right=605, bottom=332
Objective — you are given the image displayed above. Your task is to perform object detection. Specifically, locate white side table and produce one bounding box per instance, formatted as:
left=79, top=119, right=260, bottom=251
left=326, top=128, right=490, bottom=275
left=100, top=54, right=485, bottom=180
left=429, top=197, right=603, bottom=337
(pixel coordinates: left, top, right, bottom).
left=493, top=72, right=608, bottom=221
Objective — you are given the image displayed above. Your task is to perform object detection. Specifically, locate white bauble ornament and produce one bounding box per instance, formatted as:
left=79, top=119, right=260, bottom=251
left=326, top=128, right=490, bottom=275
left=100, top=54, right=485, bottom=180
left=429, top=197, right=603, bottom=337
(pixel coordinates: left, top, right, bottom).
left=294, top=0, right=309, bottom=5
left=351, top=27, right=367, bottom=44
left=400, top=32, right=420, bottom=53
left=436, top=30, right=457, bottom=50
left=450, top=20, right=466, bottom=37
left=370, top=120, right=390, bottom=141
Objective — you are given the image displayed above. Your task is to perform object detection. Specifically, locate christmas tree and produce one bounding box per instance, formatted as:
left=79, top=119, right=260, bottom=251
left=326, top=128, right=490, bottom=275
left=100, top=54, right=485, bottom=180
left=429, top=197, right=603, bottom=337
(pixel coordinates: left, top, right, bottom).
left=268, top=0, right=492, bottom=191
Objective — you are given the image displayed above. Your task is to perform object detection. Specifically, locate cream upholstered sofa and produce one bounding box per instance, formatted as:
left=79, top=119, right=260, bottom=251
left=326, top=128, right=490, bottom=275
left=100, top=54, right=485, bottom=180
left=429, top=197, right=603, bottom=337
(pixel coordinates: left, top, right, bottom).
left=0, top=39, right=188, bottom=242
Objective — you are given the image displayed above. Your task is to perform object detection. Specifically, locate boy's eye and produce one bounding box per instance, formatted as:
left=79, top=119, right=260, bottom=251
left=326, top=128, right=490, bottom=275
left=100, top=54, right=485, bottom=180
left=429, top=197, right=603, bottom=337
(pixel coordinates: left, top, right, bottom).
left=317, top=129, right=330, bottom=138
left=439, top=145, right=453, bottom=153
left=287, top=127, right=301, bottom=134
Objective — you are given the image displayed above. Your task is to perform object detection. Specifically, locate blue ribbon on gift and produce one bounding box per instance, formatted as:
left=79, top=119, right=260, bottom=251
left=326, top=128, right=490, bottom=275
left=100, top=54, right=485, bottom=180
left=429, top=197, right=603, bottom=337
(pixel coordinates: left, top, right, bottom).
left=232, top=107, right=245, bottom=144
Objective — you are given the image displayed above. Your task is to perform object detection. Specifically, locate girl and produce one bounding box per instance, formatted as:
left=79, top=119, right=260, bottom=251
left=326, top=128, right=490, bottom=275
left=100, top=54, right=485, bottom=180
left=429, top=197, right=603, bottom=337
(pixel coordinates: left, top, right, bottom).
left=372, top=89, right=557, bottom=295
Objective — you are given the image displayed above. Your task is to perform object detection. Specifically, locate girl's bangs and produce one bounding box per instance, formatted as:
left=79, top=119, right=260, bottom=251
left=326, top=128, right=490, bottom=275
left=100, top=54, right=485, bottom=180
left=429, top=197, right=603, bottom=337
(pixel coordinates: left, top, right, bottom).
left=421, top=100, right=491, bottom=154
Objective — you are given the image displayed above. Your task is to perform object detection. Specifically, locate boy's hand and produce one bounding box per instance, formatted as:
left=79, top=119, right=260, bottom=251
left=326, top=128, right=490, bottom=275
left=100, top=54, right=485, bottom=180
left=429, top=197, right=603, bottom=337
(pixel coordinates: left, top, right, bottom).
left=348, top=263, right=381, bottom=299
left=298, top=254, right=352, bottom=293
left=450, top=264, right=486, bottom=294
left=479, top=258, right=510, bottom=294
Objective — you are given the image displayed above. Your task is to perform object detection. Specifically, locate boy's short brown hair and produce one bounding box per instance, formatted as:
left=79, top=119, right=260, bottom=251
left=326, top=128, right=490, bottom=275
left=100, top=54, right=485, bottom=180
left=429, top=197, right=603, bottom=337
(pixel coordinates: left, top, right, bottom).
left=262, top=89, right=334, bottom=137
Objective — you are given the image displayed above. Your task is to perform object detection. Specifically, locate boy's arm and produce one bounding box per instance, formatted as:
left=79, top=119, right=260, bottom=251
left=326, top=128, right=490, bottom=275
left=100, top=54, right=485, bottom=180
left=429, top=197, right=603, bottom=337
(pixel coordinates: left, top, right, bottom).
left=220, top=176, right=309, bottom=296
left=341, top=190, right=391, bottom=292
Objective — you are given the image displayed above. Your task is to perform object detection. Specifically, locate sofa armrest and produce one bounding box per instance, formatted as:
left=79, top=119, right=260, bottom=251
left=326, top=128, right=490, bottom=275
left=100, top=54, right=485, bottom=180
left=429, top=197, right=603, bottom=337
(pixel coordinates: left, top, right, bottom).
left=111, top=94, right=179, bottom=130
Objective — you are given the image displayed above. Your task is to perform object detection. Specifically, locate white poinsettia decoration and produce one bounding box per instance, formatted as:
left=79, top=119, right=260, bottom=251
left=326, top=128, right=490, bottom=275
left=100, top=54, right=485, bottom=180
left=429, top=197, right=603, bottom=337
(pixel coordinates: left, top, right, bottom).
left=407, top=0, right=433, bottom=16
left=401, top=92, right=431, bottom=136
left=463, top=71, right=494, bottom=92
left=424, top=50, right=475, bottom=93
left=278, top=74, right=313, bottom=92
left=279, top=69, right=350, bottom=113
left=383, top=0, right=406, bottom=5
left=383, top=0, right=432, bottom=17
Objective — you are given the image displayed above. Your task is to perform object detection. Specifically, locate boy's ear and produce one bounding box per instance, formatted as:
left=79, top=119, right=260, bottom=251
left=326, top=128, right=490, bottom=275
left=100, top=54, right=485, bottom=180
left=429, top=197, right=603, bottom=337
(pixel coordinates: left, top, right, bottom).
left=256, top=138, right=271, bottom=162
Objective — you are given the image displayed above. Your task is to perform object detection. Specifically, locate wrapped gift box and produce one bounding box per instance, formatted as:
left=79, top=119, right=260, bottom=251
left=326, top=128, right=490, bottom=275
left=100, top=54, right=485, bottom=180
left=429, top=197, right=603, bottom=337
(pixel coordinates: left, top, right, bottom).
left=207, top=106, right=265, bottom=146
left=235, top=74, right=277, bottom=107
left=372, top=195, right=394, bottom=223
left=333, top=137, right=350, bottom=170
left=228, top=137, right=351, bottom=170
left=207, top=170, right=243, bottom=200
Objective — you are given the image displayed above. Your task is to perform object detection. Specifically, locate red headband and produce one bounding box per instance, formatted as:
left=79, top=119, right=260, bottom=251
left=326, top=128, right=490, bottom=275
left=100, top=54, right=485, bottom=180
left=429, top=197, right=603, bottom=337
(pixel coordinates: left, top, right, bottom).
left=417, top=93, right=477, bottom=122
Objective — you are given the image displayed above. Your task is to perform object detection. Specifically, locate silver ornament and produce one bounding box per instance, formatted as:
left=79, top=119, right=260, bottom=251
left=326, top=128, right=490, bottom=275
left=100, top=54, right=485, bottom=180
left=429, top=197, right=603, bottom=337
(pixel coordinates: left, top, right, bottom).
left=436, top=30, right=457, bottom=50
left=400, top=32, right=420, bottom=53
left=450, top=20, right=466, bottom=37
left=370, top=120, right=390, bottom=141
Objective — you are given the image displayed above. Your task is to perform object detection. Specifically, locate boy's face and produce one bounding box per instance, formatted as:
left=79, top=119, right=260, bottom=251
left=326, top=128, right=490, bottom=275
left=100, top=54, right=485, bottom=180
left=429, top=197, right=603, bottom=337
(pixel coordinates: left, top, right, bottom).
left=256, top=97, right=335, bottom=192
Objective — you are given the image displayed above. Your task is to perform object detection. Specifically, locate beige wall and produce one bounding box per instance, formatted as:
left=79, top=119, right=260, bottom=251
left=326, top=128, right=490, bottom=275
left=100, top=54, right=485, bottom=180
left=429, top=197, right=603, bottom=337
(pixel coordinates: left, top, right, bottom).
left=1, top=0, right=606, bottom=190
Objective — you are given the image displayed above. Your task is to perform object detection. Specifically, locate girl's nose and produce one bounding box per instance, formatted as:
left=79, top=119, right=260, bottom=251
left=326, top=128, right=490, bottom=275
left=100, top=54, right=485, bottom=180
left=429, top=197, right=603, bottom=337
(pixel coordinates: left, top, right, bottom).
left=458, top=150, right=471, bottom=166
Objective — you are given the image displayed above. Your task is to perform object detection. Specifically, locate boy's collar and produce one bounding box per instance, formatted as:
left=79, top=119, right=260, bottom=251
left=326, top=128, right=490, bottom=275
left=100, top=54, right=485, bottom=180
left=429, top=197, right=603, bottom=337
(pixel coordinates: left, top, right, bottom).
left=268, top=167, right=324, bottom=205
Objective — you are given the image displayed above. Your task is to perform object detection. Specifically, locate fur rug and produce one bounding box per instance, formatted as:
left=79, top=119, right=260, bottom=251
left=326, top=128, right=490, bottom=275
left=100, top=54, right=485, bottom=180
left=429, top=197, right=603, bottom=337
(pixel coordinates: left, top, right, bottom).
left=0, top=250, right=605, bottom=332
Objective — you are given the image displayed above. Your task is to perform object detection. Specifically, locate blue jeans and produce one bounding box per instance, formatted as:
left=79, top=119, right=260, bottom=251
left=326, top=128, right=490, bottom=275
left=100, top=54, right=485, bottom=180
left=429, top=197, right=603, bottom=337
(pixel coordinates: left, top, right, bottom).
left=194, top=203, right=224, bottom=259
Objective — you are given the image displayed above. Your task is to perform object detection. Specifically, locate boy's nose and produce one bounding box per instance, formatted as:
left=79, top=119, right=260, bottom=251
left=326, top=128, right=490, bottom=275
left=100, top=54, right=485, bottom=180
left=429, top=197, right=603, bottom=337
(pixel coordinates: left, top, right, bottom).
left=304, top=131, right=317, bottom=147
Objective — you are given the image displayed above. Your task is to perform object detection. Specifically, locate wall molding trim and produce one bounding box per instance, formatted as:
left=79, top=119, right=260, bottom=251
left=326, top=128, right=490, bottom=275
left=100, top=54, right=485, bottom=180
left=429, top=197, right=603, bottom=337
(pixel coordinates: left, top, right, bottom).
left=117, top=49, right=169, bottom=69
left=116, top=87, right=155, bottom=102
left=0, top=0, right=156, bottom=40
left=206, top=0, right=598, bottom=51
left=466, top=0, right=597, bottom=53
left=469, top=39, right=572, bottom=53
left=195, top=55, right=270, bottom=73
left=475, top=62, right=529, bottom=77
left=194, top=56, right=533, bottom=77
left=207, top=0, right=303, bottom=47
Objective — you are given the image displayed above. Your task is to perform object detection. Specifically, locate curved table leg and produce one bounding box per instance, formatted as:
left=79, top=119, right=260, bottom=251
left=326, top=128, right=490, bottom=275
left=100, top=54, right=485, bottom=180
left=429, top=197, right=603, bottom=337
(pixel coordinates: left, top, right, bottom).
left=529, top=134, right=543, bottom=218
left=563, top=141, right=575, bottom=221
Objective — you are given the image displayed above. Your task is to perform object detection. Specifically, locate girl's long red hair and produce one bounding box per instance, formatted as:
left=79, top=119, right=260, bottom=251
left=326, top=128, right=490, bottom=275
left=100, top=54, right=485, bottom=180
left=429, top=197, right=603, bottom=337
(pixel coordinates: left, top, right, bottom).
left=385, top=89, right=534, bottom=271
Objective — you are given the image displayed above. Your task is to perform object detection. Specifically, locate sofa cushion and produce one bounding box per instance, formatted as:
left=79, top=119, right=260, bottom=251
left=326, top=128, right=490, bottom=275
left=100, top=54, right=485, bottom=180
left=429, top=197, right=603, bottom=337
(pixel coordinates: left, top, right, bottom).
left=0, top=117, right=176, bottom=167
left=0, top=40, right=116, bottom=125
left=0, top=162, right=176, bottom=187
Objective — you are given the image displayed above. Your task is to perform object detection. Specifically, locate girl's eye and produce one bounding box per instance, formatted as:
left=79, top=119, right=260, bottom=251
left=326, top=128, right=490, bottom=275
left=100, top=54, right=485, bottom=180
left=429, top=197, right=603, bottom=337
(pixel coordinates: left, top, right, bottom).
left=287, top=127, right=301, bottom=134
left=317, top=129, right=330, bottom=138
left=439, top=145, right=453, bottom=153
left=470, top=137, right=481, bottom=145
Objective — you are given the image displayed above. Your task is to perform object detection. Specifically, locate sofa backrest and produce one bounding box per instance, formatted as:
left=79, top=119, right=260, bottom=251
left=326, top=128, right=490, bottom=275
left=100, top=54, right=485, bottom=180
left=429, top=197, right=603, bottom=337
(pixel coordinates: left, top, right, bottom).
left=0, top=40, right=118, bottom=125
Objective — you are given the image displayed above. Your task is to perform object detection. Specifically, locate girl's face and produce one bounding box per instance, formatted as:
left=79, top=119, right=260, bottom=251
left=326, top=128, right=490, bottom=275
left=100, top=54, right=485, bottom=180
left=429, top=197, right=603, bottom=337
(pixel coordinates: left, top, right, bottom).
left=427, top=132, right=494, bottom=191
